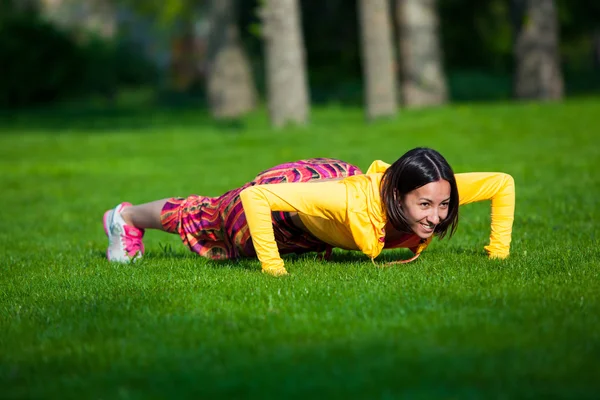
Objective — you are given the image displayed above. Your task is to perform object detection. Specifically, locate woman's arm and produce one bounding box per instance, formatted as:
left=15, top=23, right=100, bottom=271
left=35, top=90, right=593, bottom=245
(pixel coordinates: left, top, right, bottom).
left=455, top=173, right=516, bottom=259
left=240, top=181, right=348, bottom=275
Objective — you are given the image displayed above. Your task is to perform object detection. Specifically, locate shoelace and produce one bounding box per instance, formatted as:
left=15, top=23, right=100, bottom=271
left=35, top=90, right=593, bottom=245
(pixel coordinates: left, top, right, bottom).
left=122, top=227, right=144, bottom=257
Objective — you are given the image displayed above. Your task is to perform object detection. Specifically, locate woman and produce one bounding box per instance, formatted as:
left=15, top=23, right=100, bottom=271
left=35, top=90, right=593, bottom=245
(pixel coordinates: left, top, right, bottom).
left=103, top=148, right=515, bottom=276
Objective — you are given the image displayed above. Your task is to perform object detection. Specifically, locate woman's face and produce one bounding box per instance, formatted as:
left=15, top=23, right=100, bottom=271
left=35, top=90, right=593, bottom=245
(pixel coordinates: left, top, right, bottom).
left=401, top=179, right=451, bottom=239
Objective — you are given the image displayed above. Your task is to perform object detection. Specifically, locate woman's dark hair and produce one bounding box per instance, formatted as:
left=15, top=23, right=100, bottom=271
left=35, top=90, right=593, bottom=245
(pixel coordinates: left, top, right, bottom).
left=381, top=147, right=459, bottom=239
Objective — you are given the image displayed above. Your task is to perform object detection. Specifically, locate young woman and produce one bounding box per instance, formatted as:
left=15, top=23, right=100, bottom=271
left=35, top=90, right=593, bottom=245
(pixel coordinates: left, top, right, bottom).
left=103, top=148, right=515, bottom=276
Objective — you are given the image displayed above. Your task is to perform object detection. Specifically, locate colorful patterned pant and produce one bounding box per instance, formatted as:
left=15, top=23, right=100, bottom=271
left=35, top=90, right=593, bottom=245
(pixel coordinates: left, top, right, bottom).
left=160, top=158, right=362, bottom=260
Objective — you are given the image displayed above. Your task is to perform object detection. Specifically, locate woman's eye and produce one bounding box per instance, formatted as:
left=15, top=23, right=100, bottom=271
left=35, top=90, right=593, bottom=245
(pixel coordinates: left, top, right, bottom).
left=420, top=203, right=429, bottom=208
left=440, top=202, right=449, bottom=208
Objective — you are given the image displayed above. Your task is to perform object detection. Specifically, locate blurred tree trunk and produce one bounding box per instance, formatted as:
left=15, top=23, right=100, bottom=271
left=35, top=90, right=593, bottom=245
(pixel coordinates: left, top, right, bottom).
left=260, top=0, right=309, bottom=128
left=357, top=0, right=397, bottom=120
left=396, top=0, right=447, bottom=108
left=206, top=0, right=257, bottom=119
left=511, top=0, right=564, bottom=100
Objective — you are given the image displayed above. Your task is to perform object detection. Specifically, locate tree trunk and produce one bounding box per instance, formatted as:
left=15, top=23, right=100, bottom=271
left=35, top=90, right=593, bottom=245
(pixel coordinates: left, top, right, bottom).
left=260, top=0, right=309, bottom=128
left=512, top=0, right=564, bottom=100
left=396, top=0, right=447, bottom=108
left=357, top=0, right=397, bottom=120
left=206, top=0, right=257, bottom=119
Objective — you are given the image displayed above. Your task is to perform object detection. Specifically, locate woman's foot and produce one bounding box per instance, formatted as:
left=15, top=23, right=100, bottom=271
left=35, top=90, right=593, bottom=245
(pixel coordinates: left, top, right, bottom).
left=103, top=202, right=145, bottom=263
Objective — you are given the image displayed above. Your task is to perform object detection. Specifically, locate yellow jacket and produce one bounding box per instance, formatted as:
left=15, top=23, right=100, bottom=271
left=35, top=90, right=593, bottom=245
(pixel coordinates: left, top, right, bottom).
left=240, top=160, right=515, bottom=275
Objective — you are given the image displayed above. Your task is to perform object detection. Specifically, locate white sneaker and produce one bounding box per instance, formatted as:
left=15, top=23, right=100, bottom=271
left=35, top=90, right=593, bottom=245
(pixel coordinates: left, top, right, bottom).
left=103, top=202, right=145, bottom=263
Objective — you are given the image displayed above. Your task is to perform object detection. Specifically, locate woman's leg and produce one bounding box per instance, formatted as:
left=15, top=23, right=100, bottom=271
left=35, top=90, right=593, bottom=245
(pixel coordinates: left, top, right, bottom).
left=103, top=199, right=172, bottom=263
left=121, top=199, right=170, bottom=231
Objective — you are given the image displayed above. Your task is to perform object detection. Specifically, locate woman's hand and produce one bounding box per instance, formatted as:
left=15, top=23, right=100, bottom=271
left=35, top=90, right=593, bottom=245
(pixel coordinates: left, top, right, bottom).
left=263, top=266, right=289, bottom=276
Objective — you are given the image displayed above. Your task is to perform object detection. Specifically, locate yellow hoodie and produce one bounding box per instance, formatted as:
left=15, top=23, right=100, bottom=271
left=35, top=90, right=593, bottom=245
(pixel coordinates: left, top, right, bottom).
left=240, top=160, right=515, bottom=276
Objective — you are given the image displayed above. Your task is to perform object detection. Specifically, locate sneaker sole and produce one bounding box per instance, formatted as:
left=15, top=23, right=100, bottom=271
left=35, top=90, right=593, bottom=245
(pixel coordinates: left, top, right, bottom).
left=103, top=208, right=114, bottom=260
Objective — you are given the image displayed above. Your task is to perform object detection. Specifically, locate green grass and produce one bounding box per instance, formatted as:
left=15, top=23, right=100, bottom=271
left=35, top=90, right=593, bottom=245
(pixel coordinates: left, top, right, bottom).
left=1, top=98, right=599, bottom=399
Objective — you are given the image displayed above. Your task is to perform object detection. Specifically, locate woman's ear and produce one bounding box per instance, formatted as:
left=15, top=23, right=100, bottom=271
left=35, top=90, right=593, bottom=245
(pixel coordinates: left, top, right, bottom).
left=393, top=189, right=402, bottom=208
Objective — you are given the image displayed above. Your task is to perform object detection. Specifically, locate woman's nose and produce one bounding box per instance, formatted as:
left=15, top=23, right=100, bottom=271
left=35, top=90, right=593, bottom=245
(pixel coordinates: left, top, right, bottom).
left=427, top=209, right=440, bottom=224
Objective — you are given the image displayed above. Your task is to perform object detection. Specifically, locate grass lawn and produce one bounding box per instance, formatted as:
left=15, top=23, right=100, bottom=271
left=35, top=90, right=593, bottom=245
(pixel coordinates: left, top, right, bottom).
left=1, top=97, right=599, bottom=399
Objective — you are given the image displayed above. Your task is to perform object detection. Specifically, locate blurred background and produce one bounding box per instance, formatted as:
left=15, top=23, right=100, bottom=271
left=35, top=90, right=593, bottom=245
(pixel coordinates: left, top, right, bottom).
left=1, top=0, right=599, bottom=126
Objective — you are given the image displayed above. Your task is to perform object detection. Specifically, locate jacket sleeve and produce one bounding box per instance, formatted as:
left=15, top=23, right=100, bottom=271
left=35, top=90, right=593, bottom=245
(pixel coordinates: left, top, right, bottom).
left=366, top=160, right=391, bottom=174
left=239, top=181, right=348, bottom=275
left=455, top=172, right=516, bottom=259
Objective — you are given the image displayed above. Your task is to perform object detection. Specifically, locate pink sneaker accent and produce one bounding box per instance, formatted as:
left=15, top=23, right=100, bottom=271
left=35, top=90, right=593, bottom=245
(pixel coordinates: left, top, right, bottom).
left=103, top=202, right=145, bottom=263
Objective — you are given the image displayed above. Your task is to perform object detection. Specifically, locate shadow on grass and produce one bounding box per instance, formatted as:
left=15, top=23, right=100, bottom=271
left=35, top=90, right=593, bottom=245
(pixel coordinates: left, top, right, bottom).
left=425, top=246, right=484, bottom=257
left=92, top=246, right=466, bottom=271
left=4, top=297, right=597, bottom=400
left=93, top=240, right=490, bottom=273
left=4, top=341, right=524, bottom=399
left=0, top=103, right=249, bottom=135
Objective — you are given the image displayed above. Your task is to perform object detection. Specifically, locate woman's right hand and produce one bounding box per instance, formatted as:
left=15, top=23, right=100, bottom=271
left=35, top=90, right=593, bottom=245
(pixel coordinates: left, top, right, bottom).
left=263, top=266, right=289, bottom=276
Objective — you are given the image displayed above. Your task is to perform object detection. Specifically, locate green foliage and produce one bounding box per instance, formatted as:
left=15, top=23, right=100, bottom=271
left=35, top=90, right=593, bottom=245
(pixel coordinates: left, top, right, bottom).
left=0, top=6, right=157, bottom=109
left=447, top=71, right=512, bottom=101
left=439, top=0, right=513, bottom=73
left=77, top=35, right=158, bottom=97
left=116, top=0, right=201, bottom=26
left=0, top=13, right=84, bottom=108
left=3, top=0, right=599, bottom=108
left=1, top=98, right=600, bottom=398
